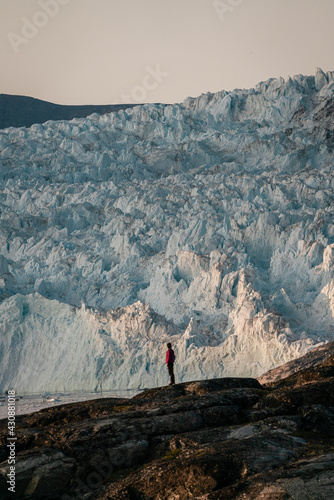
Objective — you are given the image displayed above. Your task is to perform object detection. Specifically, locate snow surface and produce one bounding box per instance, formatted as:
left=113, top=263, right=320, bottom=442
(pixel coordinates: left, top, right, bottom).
left=1, top=68, right=334, bottom=393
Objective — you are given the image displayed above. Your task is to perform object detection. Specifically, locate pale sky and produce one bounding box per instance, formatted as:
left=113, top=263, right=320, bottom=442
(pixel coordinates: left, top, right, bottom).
left=0, top=0, right=333, bottom=105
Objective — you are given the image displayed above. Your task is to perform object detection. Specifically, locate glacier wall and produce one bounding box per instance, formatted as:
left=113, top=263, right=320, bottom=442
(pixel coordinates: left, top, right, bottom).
left=1, top=68, right=334, bottom=392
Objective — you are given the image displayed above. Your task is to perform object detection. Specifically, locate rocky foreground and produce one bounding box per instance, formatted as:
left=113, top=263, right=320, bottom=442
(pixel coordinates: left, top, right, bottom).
left=0, top=345, right=334, bottom=499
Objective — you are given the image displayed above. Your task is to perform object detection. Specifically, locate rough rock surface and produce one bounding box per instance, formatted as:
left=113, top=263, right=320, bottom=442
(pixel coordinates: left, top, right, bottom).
left=258, top=339, right=334, bottom=384
left=0, top=351, right=333, bottom=499
left=1, top=69, right=334, bottom=392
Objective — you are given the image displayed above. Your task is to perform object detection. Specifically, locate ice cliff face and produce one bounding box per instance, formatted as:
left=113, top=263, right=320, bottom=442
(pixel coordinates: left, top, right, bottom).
left=1, top=68, right=334, bottom=392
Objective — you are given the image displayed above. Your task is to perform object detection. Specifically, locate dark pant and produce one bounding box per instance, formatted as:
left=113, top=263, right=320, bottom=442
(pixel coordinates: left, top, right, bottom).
left=167, top=363, right=175, bottom=385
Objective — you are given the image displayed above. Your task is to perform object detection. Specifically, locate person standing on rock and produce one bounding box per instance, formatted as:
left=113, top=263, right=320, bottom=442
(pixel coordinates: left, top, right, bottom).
left=166, top=342, right=175, bottom=386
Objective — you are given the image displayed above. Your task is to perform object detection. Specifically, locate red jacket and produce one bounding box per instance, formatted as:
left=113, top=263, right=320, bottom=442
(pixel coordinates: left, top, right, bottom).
left=166, top=348, right=175, bottom=364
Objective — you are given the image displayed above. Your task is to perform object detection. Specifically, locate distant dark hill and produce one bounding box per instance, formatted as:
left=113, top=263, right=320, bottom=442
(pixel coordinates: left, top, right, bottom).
left=0, top=94, right=137, bottom=129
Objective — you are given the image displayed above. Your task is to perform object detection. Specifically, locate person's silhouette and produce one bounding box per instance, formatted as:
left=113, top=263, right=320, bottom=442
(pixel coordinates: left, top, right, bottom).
left=166, top=342, right=175, bottom=386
